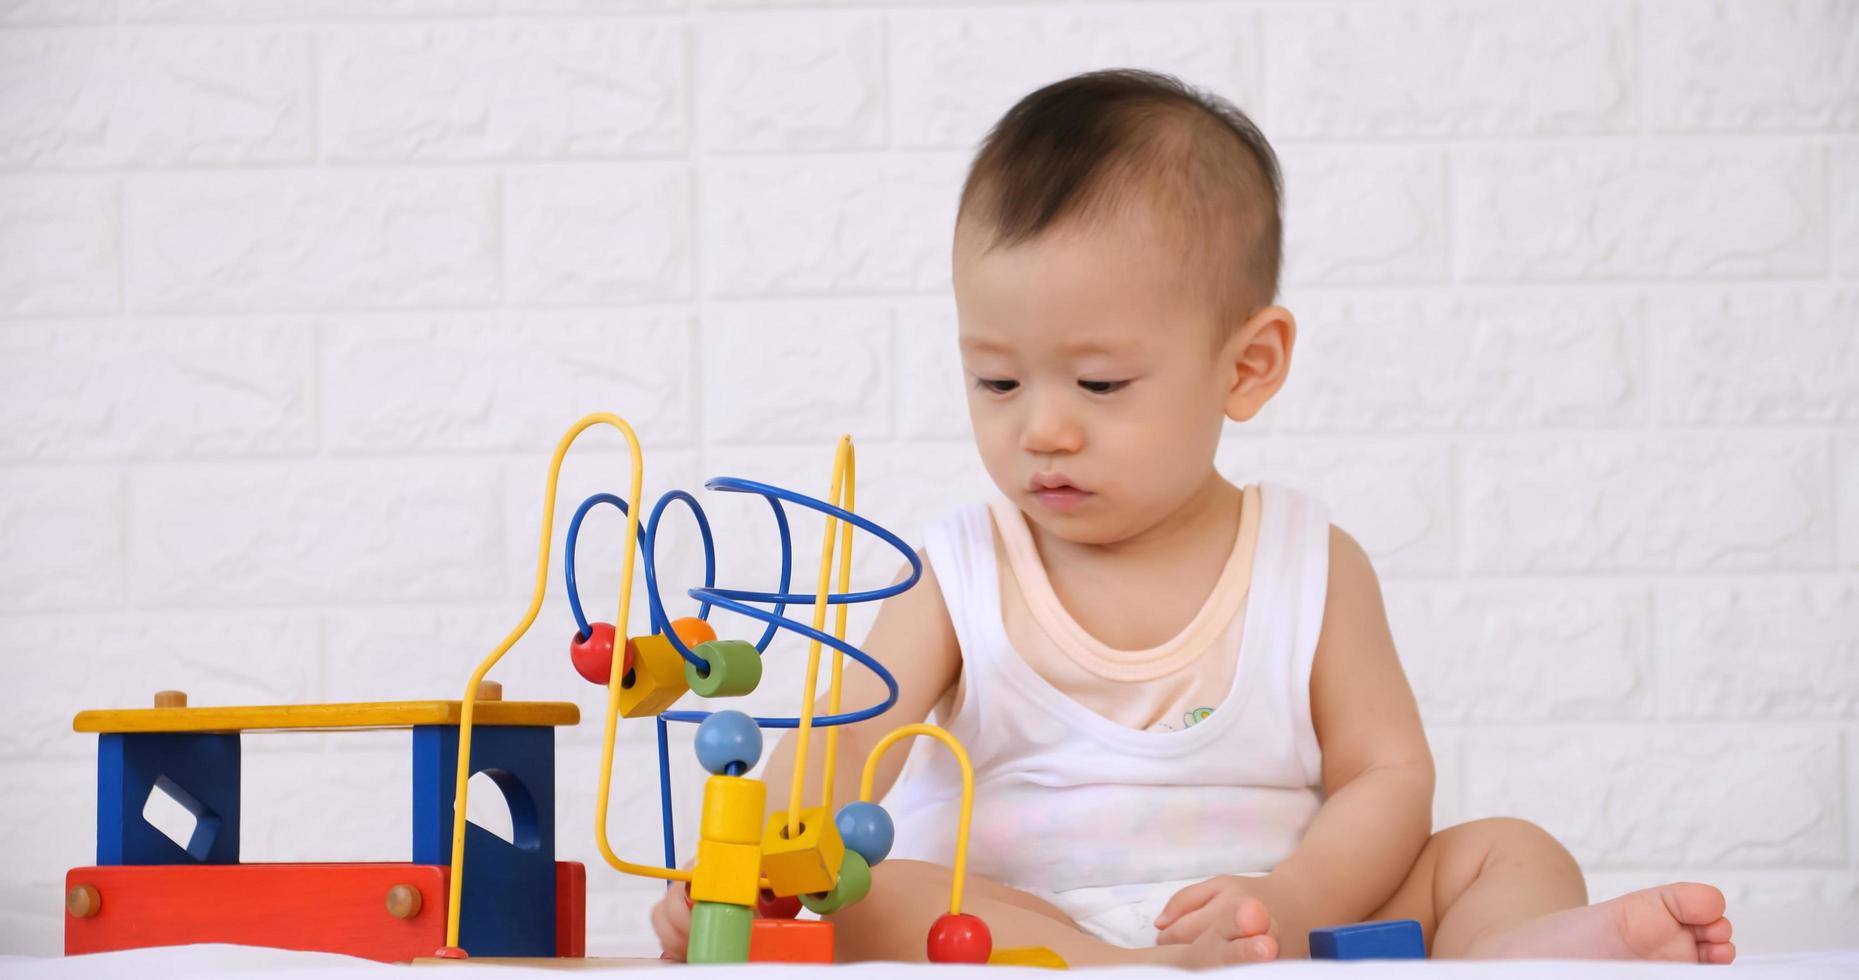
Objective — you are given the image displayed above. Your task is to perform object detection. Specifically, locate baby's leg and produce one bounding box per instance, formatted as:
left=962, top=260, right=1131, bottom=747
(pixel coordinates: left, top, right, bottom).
left=1364, top=818, right=1734, bottom=963
left=827, top=860, right=1270, bottom=968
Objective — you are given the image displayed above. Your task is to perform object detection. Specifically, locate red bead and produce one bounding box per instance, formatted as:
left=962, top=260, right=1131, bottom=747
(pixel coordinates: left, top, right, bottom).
left=433, top=946, right=469, bottom=959
left=756, top=888, right=802, bottom=920
left=926, top=913, right=991, bottom=964
left=570, top=622, right=621, bottom=685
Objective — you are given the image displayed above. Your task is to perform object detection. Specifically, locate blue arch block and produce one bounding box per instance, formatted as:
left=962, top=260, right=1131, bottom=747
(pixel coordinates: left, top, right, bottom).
left=411, top=725, right=556, bottom=958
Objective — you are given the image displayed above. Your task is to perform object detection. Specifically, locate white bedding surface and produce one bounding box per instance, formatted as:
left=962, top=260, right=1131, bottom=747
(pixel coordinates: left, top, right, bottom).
left=6, top=946, right=1858, bottom=978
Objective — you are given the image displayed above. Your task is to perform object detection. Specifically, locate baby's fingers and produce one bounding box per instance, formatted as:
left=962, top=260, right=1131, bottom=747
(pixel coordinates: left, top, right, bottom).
left=1154, top=878, right=1221, bottom=930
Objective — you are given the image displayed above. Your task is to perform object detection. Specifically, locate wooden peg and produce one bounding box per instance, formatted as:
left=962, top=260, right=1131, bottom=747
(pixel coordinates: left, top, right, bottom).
left=153, top=690, right=187, bottom=708
left=385, top=884, right=422, bottom=920
left=474, top=680, right=502, bottom=702
left=66, top=884, right=101, bottom=918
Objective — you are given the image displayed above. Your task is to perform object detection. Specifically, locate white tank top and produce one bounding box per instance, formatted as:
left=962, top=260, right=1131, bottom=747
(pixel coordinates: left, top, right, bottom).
left=883, top=482, right=1333, bottom=892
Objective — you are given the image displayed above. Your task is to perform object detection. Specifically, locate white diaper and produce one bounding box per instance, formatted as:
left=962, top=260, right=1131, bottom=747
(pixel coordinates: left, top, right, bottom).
left=1023, top=873, right=1268, bottom=949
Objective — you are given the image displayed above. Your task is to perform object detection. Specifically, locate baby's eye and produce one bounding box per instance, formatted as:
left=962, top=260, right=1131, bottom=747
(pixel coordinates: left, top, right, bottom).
left=1078, top=379, right=1131, bottom=394
left=975, top=378, right=1019, bottom=394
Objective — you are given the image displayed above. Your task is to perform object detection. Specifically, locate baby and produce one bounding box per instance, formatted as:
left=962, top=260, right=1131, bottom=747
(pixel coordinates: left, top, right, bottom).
left=653, top=69, right=1735, bottom=967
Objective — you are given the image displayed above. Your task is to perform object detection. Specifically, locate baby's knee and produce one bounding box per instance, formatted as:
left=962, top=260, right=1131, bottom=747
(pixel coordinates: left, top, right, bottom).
left=1455, top=818, right=1582, bottom=876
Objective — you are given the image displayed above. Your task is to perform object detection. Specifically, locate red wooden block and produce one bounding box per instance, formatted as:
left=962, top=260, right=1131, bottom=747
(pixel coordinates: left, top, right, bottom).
left=749, top=918, right=834, bottom=963
left=554, top=861, right=585, bottom=958
left=65, top=863, right=447, bottom=963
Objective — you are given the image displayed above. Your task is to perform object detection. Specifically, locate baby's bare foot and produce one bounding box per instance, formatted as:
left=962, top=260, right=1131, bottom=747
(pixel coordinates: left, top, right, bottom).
left=1176, top=896, right=1279, bottom=969
left=1467, top=882, right=1735, bottom=964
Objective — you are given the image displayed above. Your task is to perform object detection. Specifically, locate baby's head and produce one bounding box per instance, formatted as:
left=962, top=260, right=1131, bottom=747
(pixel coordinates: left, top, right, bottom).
left=952, top=69, right=1294, bottom=546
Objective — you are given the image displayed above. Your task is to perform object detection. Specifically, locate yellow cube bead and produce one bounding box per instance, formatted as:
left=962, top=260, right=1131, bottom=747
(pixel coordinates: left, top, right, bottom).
left=759, top=808, right=845, bottom=898
left=692, top=839, right=761, bottom=907
left=701, top=775, right=766, bottom=846
left=617, top=632, right=691, bottom=718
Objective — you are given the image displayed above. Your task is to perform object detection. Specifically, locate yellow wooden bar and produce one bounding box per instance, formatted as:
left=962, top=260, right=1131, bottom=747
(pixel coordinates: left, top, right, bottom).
left=73, top=700, right=579, bottom=734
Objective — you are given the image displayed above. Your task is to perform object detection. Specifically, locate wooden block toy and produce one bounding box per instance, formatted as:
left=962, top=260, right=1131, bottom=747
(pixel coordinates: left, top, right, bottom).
left=989, top=946, right=1068, bottom=969
left=699, top=775, right=766, bottom=845
left=690, top=839, right=761, bottom=907
left=687, top=900, right=753, bottom=964
left=554, top=861, right=587, bottom=958
left=617, top=633, right=692, bottom=718
left=749, top=918, right=834, bottom=963
left=1309, top=919, right=1426, bottom=960
left=64, top=863, right=449, bottom=962
left=760, top=807, right=846, bottom=897
left=684, top=639, right=763, bottom=698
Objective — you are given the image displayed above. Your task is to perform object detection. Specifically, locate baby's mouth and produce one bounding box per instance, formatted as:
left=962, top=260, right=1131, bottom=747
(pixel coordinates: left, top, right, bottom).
left=1028, top=473, right=1091, bottom=513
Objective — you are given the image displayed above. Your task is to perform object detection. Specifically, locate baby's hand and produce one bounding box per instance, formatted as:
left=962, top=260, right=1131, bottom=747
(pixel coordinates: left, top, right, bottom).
left=1154, top=875, right=1280, bottom=948
left=649, top=881, right=693, bottom=960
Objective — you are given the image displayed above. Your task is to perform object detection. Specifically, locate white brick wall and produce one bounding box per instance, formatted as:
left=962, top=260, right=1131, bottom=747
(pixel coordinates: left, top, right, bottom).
left=2, top=0, right=1855, bottom=959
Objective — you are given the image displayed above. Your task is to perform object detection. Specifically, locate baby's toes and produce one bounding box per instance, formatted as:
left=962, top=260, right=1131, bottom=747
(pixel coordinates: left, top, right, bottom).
left=1663, top=882, right=1727, bottom=927
left=1691, top=917, right=1732, bottom=945
left=1699, top=941, right=1736, bottom=965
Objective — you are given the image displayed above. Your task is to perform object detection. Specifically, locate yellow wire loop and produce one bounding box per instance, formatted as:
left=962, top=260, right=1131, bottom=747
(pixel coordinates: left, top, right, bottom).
left=786, top=436, right=856, bottom=834
left=858, top=724, right=975, bottom=916
left=444, top=412, right=676, bottom=951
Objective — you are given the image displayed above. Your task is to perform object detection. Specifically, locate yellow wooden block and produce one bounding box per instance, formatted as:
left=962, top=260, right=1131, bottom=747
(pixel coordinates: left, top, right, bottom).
left=692, top=839, right=761, bottom=907
left=617, top=633, right=691, bottom=718
left=701, top=775, right=766, bottom=845
left=72, top=700, right=579, bottom=734
left=759, top=808, right=844, bottom=898
left=990, top=946, right=1069, bottom=969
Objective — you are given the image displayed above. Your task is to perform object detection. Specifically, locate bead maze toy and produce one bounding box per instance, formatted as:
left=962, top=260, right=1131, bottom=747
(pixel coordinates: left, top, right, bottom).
left=65, top=412, right=1030, bottom=966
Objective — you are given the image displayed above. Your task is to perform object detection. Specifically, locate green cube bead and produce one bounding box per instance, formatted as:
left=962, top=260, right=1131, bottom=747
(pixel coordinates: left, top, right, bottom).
left=688, top=900, right=753, bottom=963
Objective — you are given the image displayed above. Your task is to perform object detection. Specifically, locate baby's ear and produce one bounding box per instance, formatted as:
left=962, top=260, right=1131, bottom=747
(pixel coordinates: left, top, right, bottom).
left=1222, top=305, right=1296, bottom=422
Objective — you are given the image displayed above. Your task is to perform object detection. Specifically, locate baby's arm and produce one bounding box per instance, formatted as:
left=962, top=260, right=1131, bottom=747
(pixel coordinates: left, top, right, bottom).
left=1160, top=526, right=1435, bottom=952
left=1267, top=526, right=1435, bottom=938
left=651, top=553, right=962, bottom=958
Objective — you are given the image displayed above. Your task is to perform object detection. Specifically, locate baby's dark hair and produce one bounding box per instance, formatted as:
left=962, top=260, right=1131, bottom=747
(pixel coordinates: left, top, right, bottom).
left=956, top=69, right=1283, bottom=325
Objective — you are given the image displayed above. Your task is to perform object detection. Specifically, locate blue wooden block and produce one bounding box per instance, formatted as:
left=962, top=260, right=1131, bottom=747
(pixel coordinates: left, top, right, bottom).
left=410, top=724, right=556, bottom=958
left=97, top=732, right=241, bottom=866
left=1309, top=919, right=1426, bottom=960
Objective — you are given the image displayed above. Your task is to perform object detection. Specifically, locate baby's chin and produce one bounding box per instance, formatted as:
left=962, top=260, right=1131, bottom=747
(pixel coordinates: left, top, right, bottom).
left=1014, top=493, right=1147, bottom=547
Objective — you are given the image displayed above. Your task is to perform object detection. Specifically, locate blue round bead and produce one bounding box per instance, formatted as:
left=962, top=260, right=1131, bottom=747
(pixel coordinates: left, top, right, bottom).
left=693, top=710, right=762, bottom=775
left=834, top=801, right=894, bottom=866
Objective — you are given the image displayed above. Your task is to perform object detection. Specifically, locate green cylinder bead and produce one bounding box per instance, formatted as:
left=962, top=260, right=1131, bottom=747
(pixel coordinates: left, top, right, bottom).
left=684, top=638, right=763, bottom=698
left=687, top=900, right=753, bottom=963
left=799, top=850, right=871, bottom=916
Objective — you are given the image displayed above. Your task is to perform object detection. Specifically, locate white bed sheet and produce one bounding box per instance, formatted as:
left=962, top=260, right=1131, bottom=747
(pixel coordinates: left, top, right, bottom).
left=6, top=946, right=1858, bottom=979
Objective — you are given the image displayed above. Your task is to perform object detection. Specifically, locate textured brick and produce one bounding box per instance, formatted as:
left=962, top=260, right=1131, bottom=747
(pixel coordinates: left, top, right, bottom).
left=1280, top=148, right=1446, bottom=286
left=704, top=300, right=893, bottom=444
left=129, top=461, right=503, bottom=606
left=702, top=13, right=884, bottom=152
left=0, top=319, right=315, bottom=460
left=1658, top=581, right=1859, bottom=720
left=1842, top=433, right=1859, bottom=568
left=1835, top=144, right=1859, bottom=279
left=1654, top=288, right=1859, bottom=424
left=1266, top=289, right=1644, bottom=430
left=119, top=0, right=496, bottom=19
left=890, top=7, right=1262, bottom=149
left=0, top=761, right=95, bottom=956
left=703, top=154, right=962, bottom=297
left=0, top=176, right=119, bottom=316
left=1645, top=0, right=1859, bottom=132
left=1219, top=436, right=1455, bottom=575
left=1462, top=435, right=1834, bottom=573
left=323, top=310, right=695, bottom=453
left=125, top=171, right=498, bottom=313
left=0, top=1, right=115, bottom=24
left=322, top=20, right=686, bottom=162
left=1267, top=3, right=1633, bottom=139
left=1388, top=581, right=1653, bottom=724
left=1464, top=726, right=1844, bottom=867
left=0, top=611, right=320, bottom=760
left=1453, top=145, right=1827, bottom=281
left=1585, top=868, right=1859, bottom=910
left=0, top=27, right=310, bottom=169
left=506, top=164, right=692, bottom=305
left=0, top=468, right=122, bottom=612
left=895, top=297, right=968, bottom=441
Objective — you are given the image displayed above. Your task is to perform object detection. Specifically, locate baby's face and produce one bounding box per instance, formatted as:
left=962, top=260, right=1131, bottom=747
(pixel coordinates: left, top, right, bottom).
left=953, top=214, right=1236, bottom=546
